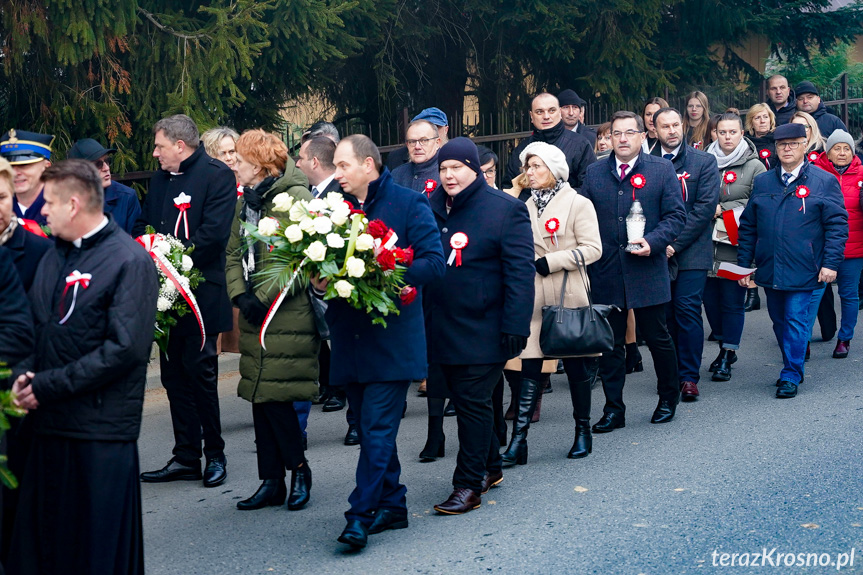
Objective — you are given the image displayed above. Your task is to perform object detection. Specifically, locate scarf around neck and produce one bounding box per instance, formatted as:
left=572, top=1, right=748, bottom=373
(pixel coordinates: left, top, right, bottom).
left=531, top=180, right=565, bottom=217
left=707, top=137, right=750, bottom=170
left=0, top=217, right=17, bottom=246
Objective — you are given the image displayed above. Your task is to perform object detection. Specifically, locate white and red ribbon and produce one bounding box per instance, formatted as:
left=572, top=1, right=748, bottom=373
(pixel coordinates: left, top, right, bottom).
left=796, top=185, right=810, bottom=214
left=545, top=218, right=560, bottom=246
left=677, top=172, right=690, bottom=202
left=721, top=206, right=744, bottom=246
left=173, top=193, right=192, bottom=239
left=716, top=262, right=756, bottom=281
left=448, top=232, right=469, bottom=266
left=259, top=258, right=307, bottom=350
left=759, top=149, right=771, bottom=170
left=58, top=270, right=92, bottom=324
left=136, top=234, right=206, bottom=350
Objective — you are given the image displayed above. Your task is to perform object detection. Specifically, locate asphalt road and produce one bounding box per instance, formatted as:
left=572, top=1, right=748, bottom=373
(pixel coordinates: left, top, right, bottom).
left=140, top=303, right=863, bottom=574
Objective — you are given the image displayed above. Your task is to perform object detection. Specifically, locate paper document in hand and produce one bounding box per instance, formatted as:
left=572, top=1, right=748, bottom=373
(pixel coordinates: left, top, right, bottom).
left=717, top=262, right=756, bottom=281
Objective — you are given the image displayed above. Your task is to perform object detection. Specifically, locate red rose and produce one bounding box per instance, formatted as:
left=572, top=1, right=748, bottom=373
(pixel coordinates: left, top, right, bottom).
left=367, top=219, right=389, bottom=239
left=376, top=248, right=397, bottom=271
left=394, top=246, right=414, bottom=266
left=400, top=286, right=417, bottom=305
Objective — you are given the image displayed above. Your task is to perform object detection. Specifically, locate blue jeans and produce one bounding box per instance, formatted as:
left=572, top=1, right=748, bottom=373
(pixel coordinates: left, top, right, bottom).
left=293, top=401, right=312, bottom=438
left=666, top=270, right=707, bottom=383
left=765, top=288, right=814, bottom=385
left=805, top=285, right=827, bottom=342
left=837, top=258, right=863, bottom=341
left=703, top=277, right=747, bottom=350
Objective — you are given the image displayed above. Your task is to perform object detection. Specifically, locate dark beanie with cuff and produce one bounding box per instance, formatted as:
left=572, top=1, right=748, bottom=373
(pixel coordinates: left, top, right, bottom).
left=437, top=137, right=482, bottom=175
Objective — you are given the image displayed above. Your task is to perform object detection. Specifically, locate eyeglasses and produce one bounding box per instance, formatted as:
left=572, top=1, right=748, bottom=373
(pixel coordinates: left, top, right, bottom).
left=406, top=137, right=437, bottom=147
left=776, top=141, right=806, bottom=150
left=482, top=168, right=496, bottom=176
left=525, top=163, right=546, bottom=172
left=611, top=130, right=643, bottom=139
left=93, top=158, right=111, bottom=170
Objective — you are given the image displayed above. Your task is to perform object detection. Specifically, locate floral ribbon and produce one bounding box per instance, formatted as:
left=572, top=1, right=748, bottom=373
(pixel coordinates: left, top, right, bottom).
left=173, top=193, right=192, bottom=239
left=448, top=232, right=469, bottom=266
left=259, top=258, right=307, bottom=351
left=58, top=270, right=92, bottom=325
left=677, top=172, right=690, bottom=201
left=136, top=234, right=206, bottom=350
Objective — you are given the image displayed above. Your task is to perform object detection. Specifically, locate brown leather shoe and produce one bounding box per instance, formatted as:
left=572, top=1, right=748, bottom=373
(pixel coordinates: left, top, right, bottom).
left=480, top=470, right=503, bottom=494
left=434, top=488, right=481, bottom=515
left=417, top=379, right=427, bottom=396
left=680, top=381, right=699, bottom=402
left=833, top=340, right=850, bottom=358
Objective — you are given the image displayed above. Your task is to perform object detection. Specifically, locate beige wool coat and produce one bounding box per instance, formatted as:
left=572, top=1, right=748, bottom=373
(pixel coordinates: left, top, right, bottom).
left=519, top=183, right=603, bottom=359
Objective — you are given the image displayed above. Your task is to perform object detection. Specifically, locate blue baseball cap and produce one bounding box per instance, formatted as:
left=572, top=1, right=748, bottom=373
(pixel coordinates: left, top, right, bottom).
left=412, top=107, right=448, bottom=127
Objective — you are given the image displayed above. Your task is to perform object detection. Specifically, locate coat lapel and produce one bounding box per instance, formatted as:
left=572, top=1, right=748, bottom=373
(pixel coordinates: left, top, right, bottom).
left=527, top=187, right=575, bottom=254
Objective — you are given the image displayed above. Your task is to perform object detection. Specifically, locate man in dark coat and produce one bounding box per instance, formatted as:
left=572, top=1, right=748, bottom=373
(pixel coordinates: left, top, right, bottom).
left=323, top=135, right=445, bottom=549
left=795, top=81, right=847, bottom=138
left=559, top=89, right=597, bottom=147
left=767, top=75, right=796, bottom=127
left=391, top=119, right=442, bottom=194
left=8, top=160, right=158, bottom=575
left=737, top=123, right=848, bottom=399
left=134, top=115, right=236, bottom=488
left=505, top=93, right=596, bottom=189
left=424, top=138, right=534, bottom=515
left=579, top=111, right=686, bottom=429
left=653, top=108, right=720, bottom=401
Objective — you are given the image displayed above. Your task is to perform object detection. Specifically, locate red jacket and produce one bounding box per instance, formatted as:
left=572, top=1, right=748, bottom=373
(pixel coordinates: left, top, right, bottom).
left=814, top=153, right=863, bottom=258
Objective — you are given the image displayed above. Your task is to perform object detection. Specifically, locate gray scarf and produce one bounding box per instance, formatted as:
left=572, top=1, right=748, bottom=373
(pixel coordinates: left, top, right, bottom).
left=0, top=218, right=18, bottom=246
left=707, top=138, right=750, bottom=170
left=531, top=180, right=565, bottom=217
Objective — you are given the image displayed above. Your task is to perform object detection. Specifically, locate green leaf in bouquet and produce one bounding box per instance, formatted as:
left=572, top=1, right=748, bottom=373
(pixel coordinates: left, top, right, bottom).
left=145, top=225, right=157, bottom=235
left=319, top=260, right=340, bottom=278
left=0, top=458, right=19, bottom=490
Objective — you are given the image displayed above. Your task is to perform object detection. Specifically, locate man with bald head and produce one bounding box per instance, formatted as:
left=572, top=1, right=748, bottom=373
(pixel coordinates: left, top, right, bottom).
left=766, top=75, right=796, bottom=126
left=505, top=92, right=596, bottom=189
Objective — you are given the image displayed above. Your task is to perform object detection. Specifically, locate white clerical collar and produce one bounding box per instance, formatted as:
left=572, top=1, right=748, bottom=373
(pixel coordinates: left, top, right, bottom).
left=73, top=216, right=109, bottom=248
left=314, top=174, right=335, bottom=197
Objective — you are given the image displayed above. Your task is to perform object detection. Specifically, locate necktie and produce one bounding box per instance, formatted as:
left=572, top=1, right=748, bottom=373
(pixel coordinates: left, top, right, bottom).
left=312, top=186, right=319, bottom=197
left=619, top=164, right=629, bottom=180
left=664, top=153, right=674, bottom=161
left=782, top=173, right=791, bottom=187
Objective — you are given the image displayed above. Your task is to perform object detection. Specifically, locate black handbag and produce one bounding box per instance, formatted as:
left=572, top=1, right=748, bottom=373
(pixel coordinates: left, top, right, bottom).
left=539, top=249, right=619, bottom=358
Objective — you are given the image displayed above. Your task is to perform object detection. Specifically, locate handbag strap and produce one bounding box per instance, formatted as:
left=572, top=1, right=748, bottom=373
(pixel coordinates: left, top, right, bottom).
left=555, top=249, right=596, bottom=322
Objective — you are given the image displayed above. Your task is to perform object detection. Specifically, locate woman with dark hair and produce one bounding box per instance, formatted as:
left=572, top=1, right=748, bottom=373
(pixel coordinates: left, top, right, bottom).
left=642, top=97, right=669, bottom=154
left=684, top=91, right=711, bottom=149
left=703, top=110, right=766, bottom=380
left=225, top=129, right=319, bottom=511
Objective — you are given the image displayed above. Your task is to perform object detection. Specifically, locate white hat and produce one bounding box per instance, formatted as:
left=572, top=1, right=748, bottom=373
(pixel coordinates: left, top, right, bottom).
left=519, top=142, right=569, bottom=183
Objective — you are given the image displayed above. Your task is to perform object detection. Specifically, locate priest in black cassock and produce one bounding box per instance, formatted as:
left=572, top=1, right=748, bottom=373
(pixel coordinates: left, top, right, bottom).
left=7, top=160, right=158, bottom=575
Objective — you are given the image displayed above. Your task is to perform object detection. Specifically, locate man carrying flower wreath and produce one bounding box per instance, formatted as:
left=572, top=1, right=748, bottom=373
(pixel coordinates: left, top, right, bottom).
left=737, top=123, right=848, bottom=399
left=322, top=135, right=445, bottom=550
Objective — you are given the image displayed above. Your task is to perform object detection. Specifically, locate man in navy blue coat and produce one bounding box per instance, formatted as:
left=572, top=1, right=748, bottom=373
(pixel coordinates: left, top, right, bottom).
left=653, top=108, right=720, bottom=401
left=737, top=123, right=847, bottom=399
left=424, top=138, right=534, bottom=515
left=322, top=135, right=445, bottom=549
left=579, top=111, right=686, bottom=429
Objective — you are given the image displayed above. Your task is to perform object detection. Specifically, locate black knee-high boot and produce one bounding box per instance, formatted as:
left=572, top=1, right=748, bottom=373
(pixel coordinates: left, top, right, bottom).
left=568, top=361, right=598, bottom=459
left=501, top=377, right=541, bottom=467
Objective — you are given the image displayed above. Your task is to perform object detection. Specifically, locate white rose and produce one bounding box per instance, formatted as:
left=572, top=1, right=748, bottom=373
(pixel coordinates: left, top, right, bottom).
left=334, top=280, right=354, bottom=298
left=326, top=233, right=345, bottom=249
left=162, top=280, right=177, bottom=296
left=157, top=296, right=172, bottom=312
left=355, top=233, right=375, bottom=252
left=298, top=217, right=316, bottom=233
left=329, top=202, right=351, bottom=226
left=307, top=198, right=327, bottom=213
left=325, top=192, right=345, bottom=210
left=272, top=193, right=294, bottom=212
left=346, top=256, right=365, bottom=278
left=257, top=217, right=280, bottom=236
left=284, top=224, right=303, bottom=243
left=312, top=216, right=333, bottom=235
left=154, top=240, right=171, bottom=255
left=289, top=202, right=307, bottom=222
left=304, top=241, right=327, bottom=262
left=181, top=255, right=194, bottom=272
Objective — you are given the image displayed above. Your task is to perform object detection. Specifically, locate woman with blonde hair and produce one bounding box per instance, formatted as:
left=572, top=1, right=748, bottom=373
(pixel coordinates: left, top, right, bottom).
left=745, top=103, right=776, bottom=169
left=790, top=111, right=826, bottom=154
left=202, top=126, right=240, bottom=170
left=225, top=129, right=319, bottom=511
left=684, top=91, right=711, bottom=149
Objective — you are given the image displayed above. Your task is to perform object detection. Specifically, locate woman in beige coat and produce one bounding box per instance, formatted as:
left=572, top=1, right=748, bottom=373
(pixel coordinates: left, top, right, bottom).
left=501, top=142, right=603, bottom=466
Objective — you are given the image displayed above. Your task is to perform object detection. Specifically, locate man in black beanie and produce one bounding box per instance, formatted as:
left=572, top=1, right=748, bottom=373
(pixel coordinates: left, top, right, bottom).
left=795, top=81, right=847, bottom=138
left=559, top=89, right=596, bottom=147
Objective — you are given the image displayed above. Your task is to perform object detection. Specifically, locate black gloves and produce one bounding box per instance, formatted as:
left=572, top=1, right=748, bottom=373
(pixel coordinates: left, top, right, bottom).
left=534, top=257, right=550, bottom=277
left=234, top=293, right=269, bottom=327
left=501, top=333, right=528, bottom=359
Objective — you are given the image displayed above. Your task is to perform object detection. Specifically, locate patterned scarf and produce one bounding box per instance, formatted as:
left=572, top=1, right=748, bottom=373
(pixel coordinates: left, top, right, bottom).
left=0, top=217, right=17, bottom=246
left=530, top=180, right=565, bottom=217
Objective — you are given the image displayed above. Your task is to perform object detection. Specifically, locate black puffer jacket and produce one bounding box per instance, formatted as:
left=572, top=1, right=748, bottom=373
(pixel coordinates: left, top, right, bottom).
left=24, top=218, right=159, bottom=441
left=505, top=121, right=596, bottom=189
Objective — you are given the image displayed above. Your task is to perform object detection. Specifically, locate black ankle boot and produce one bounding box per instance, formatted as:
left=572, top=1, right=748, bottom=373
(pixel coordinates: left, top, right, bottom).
left=712, top=350, right=735, bottom=381
left=236, top=479, right=287, bottom=510
left=287, top=464, right=311, bottom=511
left=501, top=377, right=541, bottom=467
left=744, top=288, right=760, bottom=312
left=708, top=348, right=727, bottom=372
left=625, top=342, right=643, bottom=374
left=419, top=415, right=445, bottom=462
left=568, top=419, right=592, bottom=459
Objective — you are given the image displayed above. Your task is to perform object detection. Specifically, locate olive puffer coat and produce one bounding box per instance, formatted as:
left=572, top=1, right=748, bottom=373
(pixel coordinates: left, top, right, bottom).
left=225, top=163, right=320, bottom=403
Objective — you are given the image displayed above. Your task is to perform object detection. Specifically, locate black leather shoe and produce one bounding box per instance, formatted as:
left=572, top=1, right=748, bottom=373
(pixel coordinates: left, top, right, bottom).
left=287, top=464, right=311, bottom=510
left=236, top=479, right=287, bottom=510
left=592, top=412, right=625, bottom=433
left=140, top=459, right=201, bottom=483
left=323, top=392, right=346, bottom=412
left=711, top=351, right=736, bottom=381
left=776, top=380, right=798, bottom=398
left=344, top=424, right=360, bottom=446
left=709, top=348, right=737, bottom=372
left=650, top=400, right=676, bottom=424
left=444, top=400, right=456, bottom=417
left=203, top=457, right=227, bottom=487
left=744, top=288, right=760, bottom=311
left=338, top=519, right=368, bottom=548
left=368, top=508, right=409, bottom=534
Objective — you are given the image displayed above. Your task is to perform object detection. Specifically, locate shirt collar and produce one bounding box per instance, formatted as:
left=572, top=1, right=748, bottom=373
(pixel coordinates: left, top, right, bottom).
left=782, top=161, right=804, bottom=183
left=314, top=173, right=335, bottom=197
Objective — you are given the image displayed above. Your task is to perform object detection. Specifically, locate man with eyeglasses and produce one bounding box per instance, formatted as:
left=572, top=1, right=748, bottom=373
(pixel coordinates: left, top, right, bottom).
left=505, top=92, right=596, bottom=190
left=737, top=123, right=847, bottom=399
left=68, top=138, right=141, bottom=234
left=391, top=119, right=442, bottom=193
left=579, top=110, right=686, bottom=429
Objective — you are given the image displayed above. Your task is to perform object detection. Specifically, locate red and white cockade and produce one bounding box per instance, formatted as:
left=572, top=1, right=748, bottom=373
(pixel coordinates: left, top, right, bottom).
left=796, top=185, right=810, bottom=214
left=545, top=218, right=560, bottom=246
left=448, top=232, right=469, bottom=267
left=629, top=173, right=646, bottom=201
left=424, top=179, right=437, bottom=198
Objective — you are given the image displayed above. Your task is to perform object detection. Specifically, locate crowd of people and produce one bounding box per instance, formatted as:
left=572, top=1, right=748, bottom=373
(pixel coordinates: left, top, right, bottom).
left=0, top=71, right=862, bottom=571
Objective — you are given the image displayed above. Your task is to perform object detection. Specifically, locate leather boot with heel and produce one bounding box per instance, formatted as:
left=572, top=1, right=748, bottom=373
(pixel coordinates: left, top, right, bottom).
left=501, top=377, right=541, bottom=467
left=712, top=349, right=736, bottom=381
left=568, top=419, right=592, bottom=459
left=744, top=288, right=760, bottom=311
left=237, top=479, right=287, bottom=510
left=287, top=464, right=311, bottom=510
left=419, top=415, right=445, bottom=462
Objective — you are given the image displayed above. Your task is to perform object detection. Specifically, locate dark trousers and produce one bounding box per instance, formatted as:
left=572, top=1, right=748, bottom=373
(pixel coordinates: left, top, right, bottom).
left=598, top=304, right=679, bottom=415
left=817, top=282, right=837, bottom=339
left=523, top=357, right=596, bottom=420
left=252, top=402, right=305, bottom=480
left=703, top=277, right=747, bottom=349
left=666, top=270, right=707, bottom=383
left=160, top=333, right=225, bottom=465
left=343, top=381, right=410, bottom=526
left=438, top=363, right=505, bottom=493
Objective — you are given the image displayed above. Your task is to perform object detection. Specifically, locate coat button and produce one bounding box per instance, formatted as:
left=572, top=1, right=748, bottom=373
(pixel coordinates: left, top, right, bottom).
left=618, top=190, right=623, bottom=195
left=618, top=217, right=623, bottom=221
left=620, top=244, right=626, bottom=250
left=442, top=227, right=448, bottom=233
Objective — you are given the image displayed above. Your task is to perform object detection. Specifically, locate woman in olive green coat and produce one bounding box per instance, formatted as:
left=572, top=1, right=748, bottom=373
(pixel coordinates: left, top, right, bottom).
left=225, top=129, right=319, bottom=511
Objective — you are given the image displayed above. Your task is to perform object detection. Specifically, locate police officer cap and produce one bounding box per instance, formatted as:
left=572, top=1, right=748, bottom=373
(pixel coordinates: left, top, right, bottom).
left=0, top=129, right=55, bottom=165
